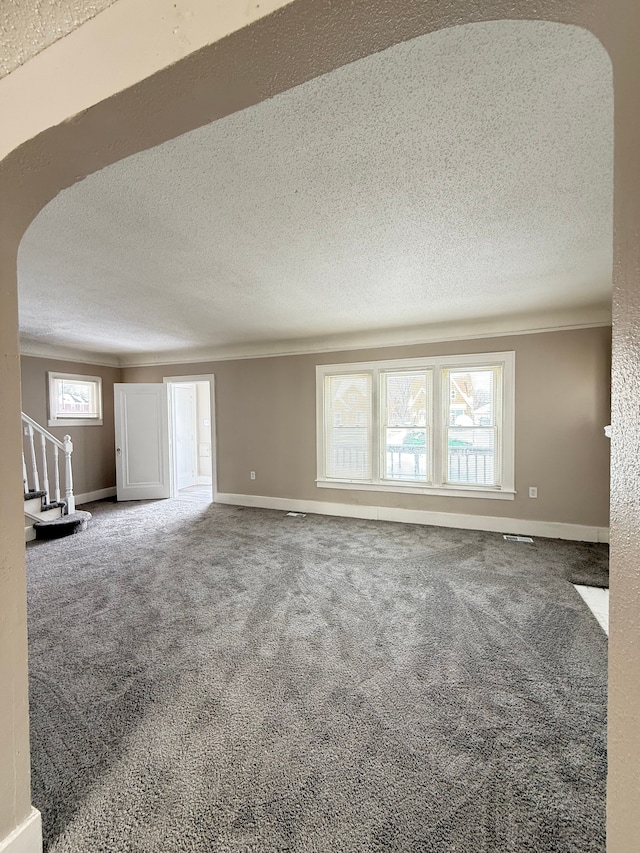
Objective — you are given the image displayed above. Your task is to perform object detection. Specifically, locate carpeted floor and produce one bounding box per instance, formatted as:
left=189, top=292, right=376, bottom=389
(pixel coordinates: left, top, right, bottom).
left=570, top=565, right=609, bottom=589
left=26, top=498, right=608, bottom=852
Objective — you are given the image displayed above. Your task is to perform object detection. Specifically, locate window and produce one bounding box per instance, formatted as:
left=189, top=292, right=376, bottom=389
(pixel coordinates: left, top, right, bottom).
left=48, top=372, right=103, bottom=427
left=323, top=373, right=372, bottom=481
left=316, top=352, right=515, bottom=499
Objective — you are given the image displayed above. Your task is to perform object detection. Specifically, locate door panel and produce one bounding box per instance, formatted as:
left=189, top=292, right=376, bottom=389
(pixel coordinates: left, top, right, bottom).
left=114, top=383, right=170, bottom=500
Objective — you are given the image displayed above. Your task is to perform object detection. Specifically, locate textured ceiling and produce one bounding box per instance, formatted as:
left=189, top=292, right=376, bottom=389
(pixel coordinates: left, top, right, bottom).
left=0, top=0, right=116, bottom=78
left=18, top=20, right=613, bottom=361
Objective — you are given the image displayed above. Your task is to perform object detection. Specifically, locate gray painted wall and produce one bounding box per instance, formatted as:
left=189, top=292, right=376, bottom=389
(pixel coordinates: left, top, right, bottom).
left=124, top=326, right=611, bottom=528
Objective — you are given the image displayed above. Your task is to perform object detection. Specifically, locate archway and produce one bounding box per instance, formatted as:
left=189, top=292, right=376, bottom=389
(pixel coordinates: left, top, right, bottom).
left=1, top=2, right=638, bottom=849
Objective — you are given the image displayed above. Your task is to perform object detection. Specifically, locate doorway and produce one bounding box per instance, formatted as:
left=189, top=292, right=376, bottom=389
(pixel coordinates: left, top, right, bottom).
left=165, top=375, right=215, bottom=502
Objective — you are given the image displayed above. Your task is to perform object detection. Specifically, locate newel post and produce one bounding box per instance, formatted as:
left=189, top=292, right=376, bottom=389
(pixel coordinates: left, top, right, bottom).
left=63, top=434, right=75, bottom=513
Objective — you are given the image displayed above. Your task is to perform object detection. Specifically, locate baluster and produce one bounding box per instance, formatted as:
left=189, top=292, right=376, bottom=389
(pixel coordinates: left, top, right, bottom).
left=22, top=450, right=29, bottom=494
left=53, top=445, right=61, bottom=503
left=27, top=424, right=40, bottom=491
left=40, top=433, right=50, bottom=505
left=63, top=435, right=75, bottom=514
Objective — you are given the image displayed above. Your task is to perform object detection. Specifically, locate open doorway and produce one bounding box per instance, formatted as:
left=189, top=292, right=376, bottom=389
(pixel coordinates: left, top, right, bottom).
left=165, top=375, right=215, bottom=503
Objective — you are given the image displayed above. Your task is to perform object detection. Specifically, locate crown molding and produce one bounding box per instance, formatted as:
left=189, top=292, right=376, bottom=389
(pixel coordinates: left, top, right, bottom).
left=19, top=304, right=611, bottom=370
left=117, top=305, right=612, bottom=368
left=19, top=339, right=121, bottom=367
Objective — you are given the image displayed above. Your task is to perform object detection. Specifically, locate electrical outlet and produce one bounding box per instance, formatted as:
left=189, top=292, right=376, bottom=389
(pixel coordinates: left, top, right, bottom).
left=250, top=471, right=256, bottom=480
left=528, top=486, right=538, bottom=498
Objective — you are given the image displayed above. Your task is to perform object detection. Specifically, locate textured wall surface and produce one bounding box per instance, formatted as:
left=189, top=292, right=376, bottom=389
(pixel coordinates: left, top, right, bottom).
left=0, top=0, right=116, bottom=78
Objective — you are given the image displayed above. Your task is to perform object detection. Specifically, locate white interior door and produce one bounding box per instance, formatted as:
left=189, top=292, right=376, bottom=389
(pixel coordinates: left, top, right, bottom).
left=174, top=384, right=197, bottom=490
left=114, top=383, right=170, bottom=500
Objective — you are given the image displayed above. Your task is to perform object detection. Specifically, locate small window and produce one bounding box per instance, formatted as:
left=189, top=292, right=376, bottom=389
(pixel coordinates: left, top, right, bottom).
left=48, top=372, right=103, bottom=427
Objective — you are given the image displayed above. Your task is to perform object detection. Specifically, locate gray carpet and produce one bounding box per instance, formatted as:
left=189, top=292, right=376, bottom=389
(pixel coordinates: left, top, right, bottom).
left=26, top=498, right=608, bottom=852
left=570, top=566, right=609, bottom=589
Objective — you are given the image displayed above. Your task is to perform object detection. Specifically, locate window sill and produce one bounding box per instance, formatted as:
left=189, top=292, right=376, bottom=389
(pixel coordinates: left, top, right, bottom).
left=316, top=479, right=516, bottom=500
left=48, top=419, right=103, bottom=428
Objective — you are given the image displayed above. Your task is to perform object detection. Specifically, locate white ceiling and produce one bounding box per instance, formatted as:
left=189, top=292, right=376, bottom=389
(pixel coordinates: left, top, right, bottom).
left=18, top=20, right=613, bottom=365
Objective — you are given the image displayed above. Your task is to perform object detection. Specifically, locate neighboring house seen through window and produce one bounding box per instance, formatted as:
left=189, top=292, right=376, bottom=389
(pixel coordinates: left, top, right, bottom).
left=48, top=372, right=103, bottom=427
left=316, top=352, right=515, bottom=499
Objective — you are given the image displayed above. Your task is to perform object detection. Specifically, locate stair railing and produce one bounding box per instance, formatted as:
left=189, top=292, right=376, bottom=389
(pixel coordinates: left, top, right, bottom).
left=21, top=413, right=75, bottom=514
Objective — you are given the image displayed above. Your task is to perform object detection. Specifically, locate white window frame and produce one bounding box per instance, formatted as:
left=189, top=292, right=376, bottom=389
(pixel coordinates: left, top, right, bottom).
left=47, top=372, right=103, bottom=427
left=316, top=351, right=515, bottom=500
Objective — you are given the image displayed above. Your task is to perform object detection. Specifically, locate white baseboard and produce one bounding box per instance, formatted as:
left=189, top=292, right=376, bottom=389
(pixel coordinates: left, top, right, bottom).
left=0, top=809, right=42, bottom=853
left=215, top=493, right=609, bottom=543
left=74, top=487, right=116, bottom=505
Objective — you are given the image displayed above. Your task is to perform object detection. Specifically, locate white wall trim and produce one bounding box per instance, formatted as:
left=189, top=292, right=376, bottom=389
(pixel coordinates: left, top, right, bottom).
left=74, top=487, right=116, bottom=504
left=117, top=315, right=610, bottom=368
left=21, top=317, right=611, bottom=370
left=317, top=479, right=516, bottom=500
left=20, top=340, right=120, bottom=367
left=215, top=492, right=610, bottom=543
left=0, top=809, right=42, bottom=853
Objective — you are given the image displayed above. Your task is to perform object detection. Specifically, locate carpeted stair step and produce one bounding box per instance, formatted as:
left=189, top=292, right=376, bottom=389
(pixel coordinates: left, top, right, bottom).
left=42, top=500, right=67, bottom=512
left=34, top=510, right=92, bottom=541
left=24, top=489, right=47, bottom=501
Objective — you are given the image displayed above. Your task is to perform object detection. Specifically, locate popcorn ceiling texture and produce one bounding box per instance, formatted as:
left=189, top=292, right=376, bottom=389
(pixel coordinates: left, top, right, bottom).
left=18, top=20, right=613, bottom=359
left=0, top=0, right=116, bottom=78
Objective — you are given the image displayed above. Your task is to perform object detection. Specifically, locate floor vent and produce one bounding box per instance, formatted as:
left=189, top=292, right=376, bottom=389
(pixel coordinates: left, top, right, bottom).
left=503, top=534, right=534, bottom=543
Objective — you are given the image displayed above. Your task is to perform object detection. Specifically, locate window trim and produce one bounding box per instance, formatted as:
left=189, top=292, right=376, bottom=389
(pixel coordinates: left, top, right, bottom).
left=47, top=371, right=104, bottom=427
left=316, top=352, right=515, bottom=500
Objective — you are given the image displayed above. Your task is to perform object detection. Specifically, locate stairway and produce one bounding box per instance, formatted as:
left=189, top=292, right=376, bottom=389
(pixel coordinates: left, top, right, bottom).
left=22, top=413, right=92, bottom=542
left=24, top=490, right=91, bottom=542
